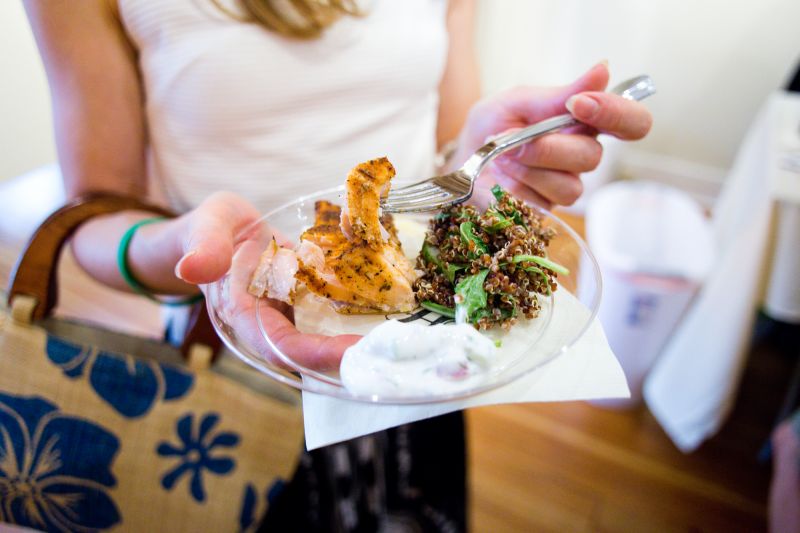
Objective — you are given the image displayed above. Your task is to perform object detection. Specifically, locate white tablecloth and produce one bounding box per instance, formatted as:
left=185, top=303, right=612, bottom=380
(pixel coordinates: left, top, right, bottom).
left=644, top=91, right=800, bottom=452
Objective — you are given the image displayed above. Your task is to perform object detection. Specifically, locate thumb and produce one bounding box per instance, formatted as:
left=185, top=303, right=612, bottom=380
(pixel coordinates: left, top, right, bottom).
left=175, top=192, right=261, bottom=284
left=541, top=61, right=610, bottom=114
left=509, top=61, right=610, bottom=123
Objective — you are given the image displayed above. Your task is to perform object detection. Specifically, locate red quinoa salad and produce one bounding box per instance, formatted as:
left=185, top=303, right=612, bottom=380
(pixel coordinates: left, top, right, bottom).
left=413, top=185, right=568, bottom=330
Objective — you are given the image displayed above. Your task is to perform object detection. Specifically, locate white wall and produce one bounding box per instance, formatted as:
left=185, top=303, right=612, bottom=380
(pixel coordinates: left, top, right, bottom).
left=475, top=0, right=800, bottom=171
left=2, top=1, right=799, bottom=181
left=0, top=1, right=56, bottom=181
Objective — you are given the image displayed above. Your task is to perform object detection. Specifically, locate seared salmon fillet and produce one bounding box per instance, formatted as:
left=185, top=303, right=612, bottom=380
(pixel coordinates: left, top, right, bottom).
left=343, top=157, right=394, bottom=247
left=249, top=158, right=418, bottom=313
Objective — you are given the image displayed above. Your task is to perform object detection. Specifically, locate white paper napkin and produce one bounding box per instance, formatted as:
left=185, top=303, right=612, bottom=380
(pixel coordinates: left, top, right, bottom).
left=301, top=289, right=629, bottom=450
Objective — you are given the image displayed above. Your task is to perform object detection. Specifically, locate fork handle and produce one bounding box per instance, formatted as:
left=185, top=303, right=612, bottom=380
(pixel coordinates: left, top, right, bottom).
left=462, top=113, right=577, bottom=177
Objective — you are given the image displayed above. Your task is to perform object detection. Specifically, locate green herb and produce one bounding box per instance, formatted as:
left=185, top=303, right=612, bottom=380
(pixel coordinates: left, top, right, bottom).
left=472, top=303, right=516, bottom=323
left=522, top=265, right=553, bottom=295
left=511, top=210, right=527, bottom=228
left=455, top=269, right=489, bottom=322
left=421, top=300, right=456, bottom=318
left=490, top=185, right=526, bottom=228
left=512, top=254, right=570, bottom=276
left=422, top=242, right=465, bottom=283
left=444, top=263, right=466, bottom=284
left=484, top=209, right=513, bottom=233
left=459, top=221, right=489, bottom=256
left=504, top=306, right=518, bottom=319
left=434, top=212, right=451, bottom=221
left=494, top=339, right=502, bottom=348
left=471, top=308, right=493, bottom=321
left=505, top=298, right=519, bottom=318
left=491, top=184, right=505, bottom=201
left=422, top=241, right=440, bottom=266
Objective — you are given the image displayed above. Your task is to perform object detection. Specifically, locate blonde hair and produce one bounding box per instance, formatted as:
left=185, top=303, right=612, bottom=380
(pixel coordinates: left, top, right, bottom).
left=213, top=0, right=361, bottom=39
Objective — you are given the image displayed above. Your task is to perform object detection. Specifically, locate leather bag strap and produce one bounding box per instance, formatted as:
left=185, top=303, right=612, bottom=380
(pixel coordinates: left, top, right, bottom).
left=6, top=193, right=222, bottom=361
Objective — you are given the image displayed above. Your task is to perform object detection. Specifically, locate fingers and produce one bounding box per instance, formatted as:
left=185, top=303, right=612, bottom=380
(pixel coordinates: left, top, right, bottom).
left=228, top=239, right=357, bottom=371
left=488, top=131, right=588, bottom=207
left=503, top=61, right=610, bottom=123
left=176, top=191, right=262, bottom=284
left=488, top=163, right=583, bottom=208
left=564, top=61, right=610, bottom=96
left=566, top=92, right=653, bottom=140
left=501, top=133, right=603, bottom=174
left=261, top=305, right=360, bottom=371
left=492, top=172, right=554, bottom=210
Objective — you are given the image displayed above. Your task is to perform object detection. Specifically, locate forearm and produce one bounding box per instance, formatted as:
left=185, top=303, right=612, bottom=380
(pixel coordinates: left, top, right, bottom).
left=71, top=211, right=196, bottom=295
left=437, top=0, right=481, bottom=149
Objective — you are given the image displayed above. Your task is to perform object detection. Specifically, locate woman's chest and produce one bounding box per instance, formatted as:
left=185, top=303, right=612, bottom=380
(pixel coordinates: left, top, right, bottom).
left=120, top=0, right=449, bottom=133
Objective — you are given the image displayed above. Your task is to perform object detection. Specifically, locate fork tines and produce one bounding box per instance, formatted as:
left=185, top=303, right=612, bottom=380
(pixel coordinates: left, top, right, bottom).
left=381, top=173, right=472, bottom=213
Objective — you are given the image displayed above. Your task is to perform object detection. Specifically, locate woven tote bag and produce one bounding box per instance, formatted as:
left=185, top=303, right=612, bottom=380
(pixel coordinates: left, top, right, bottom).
left=0, top=195, right=302, bottom=532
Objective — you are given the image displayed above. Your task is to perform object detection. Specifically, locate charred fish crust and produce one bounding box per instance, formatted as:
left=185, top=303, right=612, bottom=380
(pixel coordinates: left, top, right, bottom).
left=250, top=157, right=417, bottom=315
left=313, top=200, right=342, bottom=224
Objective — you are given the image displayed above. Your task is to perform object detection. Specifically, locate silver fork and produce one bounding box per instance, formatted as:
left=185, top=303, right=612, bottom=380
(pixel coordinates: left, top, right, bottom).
left=381, top=75, right=656, bottom=213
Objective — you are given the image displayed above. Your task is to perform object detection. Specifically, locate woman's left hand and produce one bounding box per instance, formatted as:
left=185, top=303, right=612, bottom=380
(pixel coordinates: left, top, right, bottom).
left=453, top=62, right=653, bottom=209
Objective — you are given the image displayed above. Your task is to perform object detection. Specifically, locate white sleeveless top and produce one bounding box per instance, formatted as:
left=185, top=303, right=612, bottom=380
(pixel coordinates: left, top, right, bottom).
left=119, top=0, right=449, bottom=212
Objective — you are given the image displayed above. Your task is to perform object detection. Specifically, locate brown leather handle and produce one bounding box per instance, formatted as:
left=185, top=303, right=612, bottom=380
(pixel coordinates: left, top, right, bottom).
left=6, top=193, right=221, bottom=360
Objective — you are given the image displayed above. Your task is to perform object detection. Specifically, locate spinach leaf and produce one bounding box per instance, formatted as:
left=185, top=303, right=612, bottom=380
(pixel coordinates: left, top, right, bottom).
left=512, top=254, right=570, bottom=276
left=455, top=269, right=490, bottom=322
left=489, top=185, right=526, bottom=228
left=491, top=184, right=506, bottom=201
left=484, top=209, right=513, bottom=233
left=444, top=263, right=466, bottom=284
left=421, top=300, right=456, bottom=318
left=423, top=242, right=465, bottom=283
left=511, top=210, right=527, bottom=228
left=459, top=221, right=489, bottom=256
left=471, top=301, right=516, bottom=323
left=421, top=241, right=441, bottom=266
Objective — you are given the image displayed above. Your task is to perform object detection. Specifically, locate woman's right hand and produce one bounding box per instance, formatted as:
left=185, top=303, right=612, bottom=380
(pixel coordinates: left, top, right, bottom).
left=172, top=192, right=359, bottom=371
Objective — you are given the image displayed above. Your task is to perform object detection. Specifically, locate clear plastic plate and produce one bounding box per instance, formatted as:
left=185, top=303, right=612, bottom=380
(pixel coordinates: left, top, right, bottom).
left=205, top=186, right=602, bottom=404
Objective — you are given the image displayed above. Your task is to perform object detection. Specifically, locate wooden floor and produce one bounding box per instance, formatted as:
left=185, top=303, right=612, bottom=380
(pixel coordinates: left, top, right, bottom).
left=467, top=382, right=778, bottom=532
left=464, top=213, right=787, bottom=533
left=1, top=170, right=788, bottom=532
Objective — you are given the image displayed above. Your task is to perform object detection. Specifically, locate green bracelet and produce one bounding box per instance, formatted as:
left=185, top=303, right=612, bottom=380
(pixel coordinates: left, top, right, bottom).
left=117, top=217, right=204, bottom=306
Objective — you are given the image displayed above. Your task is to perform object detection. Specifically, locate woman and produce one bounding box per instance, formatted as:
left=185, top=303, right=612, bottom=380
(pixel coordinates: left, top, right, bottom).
left=24, top=0, right=652, bottom=530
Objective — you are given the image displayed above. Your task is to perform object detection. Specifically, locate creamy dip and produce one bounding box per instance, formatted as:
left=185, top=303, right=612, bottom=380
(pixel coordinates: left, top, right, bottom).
left=339, top=320, right=498, bottom=397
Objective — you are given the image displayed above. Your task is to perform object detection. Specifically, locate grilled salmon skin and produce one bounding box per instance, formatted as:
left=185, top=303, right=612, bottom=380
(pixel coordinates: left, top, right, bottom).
left=249, top=157, right=418, bottom=313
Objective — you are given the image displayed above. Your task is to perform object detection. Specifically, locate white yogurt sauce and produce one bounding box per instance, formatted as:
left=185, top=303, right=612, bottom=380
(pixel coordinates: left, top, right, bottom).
left=339, top=320, right=498, bottom=397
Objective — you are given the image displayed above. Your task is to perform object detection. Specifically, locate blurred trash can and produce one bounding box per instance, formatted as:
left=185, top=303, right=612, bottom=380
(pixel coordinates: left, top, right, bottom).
left=582, top=181, right=715, bottom=408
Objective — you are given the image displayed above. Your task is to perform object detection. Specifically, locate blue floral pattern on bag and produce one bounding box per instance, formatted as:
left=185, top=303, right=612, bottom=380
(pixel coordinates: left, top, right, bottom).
left=239, top=480, right=284, bottom=532
left=46, top=335, right=194, bottom=418
left=0, top=392, right=121, bottom=531
left=157, top=412, right=239, bottom=502
left=239, top=483, right=258, bottom=532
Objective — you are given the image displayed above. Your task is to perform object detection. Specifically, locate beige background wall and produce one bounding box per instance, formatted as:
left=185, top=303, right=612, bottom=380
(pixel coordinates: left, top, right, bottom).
left=476, top=0, right=800, bottom=172
left=2, top=0, right=799, bottom=181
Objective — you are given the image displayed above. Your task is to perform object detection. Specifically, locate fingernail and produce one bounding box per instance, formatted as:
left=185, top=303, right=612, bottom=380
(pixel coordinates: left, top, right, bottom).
left=494, top=152, right=517, bottom=169
left=174, top=250, right=197, bottom=280
left=599, top=59, right=609, bottom=69
left=566, top=95, right=599, bottom=119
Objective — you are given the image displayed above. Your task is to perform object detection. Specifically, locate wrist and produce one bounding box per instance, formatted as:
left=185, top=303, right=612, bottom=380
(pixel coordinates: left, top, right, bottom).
left=126, top=214, right=197, bottom=295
